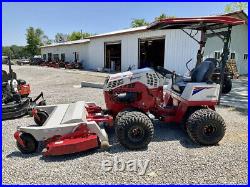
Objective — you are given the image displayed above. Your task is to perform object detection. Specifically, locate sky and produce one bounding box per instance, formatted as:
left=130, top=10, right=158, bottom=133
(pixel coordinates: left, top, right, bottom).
left=2, top=2, right=242, bottom=46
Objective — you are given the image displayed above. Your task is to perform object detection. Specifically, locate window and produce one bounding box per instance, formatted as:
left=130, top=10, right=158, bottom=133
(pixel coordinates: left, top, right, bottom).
left=214, top=51, right=221, bottom=60
left=243, top=54, right=248, bottom=60
left=42, top=54, right=46, bottom=60
left=230, top=53, right=236, bottom=60
left=61, top=53, right=65, bottom=62
left=53, top=54, right=59, bottom=61
left=48, top=53, right=52, bottom=61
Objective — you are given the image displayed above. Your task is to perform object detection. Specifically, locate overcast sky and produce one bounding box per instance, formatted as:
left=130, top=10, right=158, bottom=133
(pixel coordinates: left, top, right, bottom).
left=2, top=2, right=242, bottom=46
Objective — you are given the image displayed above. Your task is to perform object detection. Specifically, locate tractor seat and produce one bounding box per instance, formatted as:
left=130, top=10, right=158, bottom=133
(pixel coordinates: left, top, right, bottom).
left=172, top=59, right=215, bottom=94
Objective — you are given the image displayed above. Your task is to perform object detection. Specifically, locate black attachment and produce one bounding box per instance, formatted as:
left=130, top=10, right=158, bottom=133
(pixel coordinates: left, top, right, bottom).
left=218, top=26, right=232, bottom=104
left=154, top=66, right=173, bottom=77
left=114, top=92, right=139, bottom=103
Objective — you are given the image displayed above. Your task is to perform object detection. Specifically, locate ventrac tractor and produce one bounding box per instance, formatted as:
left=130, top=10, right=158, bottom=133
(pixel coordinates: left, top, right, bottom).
left=14, top=16, right=245, bottom=156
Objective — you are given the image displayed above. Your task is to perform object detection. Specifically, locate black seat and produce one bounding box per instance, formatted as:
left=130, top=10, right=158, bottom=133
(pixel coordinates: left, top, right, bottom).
left=191, top=59, right=215, bottom=82
left=172, top=59, right=215, bottom=93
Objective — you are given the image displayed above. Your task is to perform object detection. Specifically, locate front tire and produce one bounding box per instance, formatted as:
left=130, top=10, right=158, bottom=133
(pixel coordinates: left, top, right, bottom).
left=186, top=109, right=226, bottom=145
left=114, top=108, right=137, bottom=126
left=16, top=133, right=38, bottom=154
left=115, top=111, right=154, bottom=150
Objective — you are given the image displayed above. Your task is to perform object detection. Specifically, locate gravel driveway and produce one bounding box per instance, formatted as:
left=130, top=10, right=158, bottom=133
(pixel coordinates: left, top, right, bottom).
left=2, top=65, right=248, bottom=184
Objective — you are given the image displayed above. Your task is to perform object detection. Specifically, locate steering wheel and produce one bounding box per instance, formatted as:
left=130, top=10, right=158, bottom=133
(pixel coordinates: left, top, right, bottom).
left=154, top=66, right=173, bottom=78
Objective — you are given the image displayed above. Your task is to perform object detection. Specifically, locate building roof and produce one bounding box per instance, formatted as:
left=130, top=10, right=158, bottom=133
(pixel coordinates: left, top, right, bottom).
left=41, top=11, right=247, bottom=48
left=87, top=26, right=147, bottom=39
left=40, top=39, right=90, bottom=48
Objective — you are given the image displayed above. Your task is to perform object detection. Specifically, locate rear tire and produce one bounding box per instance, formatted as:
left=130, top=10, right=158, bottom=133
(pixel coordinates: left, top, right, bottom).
left=115, top=111, right=154, bottom=150
left=222, top=78, right=232, bottom=94
left=16, top=133, right=38, bottom=154
left=186, top=109, right=226, bottom=146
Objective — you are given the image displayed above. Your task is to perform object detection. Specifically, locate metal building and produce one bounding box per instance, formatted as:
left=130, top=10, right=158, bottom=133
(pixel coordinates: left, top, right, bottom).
left=41, top=11, right=248, bottom=75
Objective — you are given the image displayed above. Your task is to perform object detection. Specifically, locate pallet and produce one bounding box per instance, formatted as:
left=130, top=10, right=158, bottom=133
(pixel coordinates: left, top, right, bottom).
left=226, top=59, right=239, bottom=79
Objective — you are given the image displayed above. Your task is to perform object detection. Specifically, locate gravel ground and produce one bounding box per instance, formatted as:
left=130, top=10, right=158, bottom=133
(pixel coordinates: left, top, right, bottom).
left=2, top=65, right=248, bottom=184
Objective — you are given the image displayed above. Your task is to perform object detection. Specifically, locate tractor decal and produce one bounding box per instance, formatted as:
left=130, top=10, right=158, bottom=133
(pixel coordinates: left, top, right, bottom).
left=192, top=87, right=212, bottom=95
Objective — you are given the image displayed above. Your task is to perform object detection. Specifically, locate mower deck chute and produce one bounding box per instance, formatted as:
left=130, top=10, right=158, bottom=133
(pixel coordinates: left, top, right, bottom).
left=15, top=101, right=111, bottom=156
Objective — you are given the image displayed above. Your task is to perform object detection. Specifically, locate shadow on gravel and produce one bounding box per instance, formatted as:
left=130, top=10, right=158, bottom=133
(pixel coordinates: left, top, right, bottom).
left=219, top=105, right=248, bottom=116
left=105, top=120, right=203, bottom=152
left=232, top=107, right=248, bottom=116
left=152, top=121, right=203, bottom=149
left=6, top=120, right=206, bottom=161
left=39, top=148, right=98, bottom=162
left=6, top=151, right=40, bottom=159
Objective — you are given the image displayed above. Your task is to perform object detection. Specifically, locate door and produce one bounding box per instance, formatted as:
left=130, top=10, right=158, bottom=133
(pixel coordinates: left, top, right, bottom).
left=104, top=41, right=121, bottom=72
left=139, top=37, right=165, bottom=69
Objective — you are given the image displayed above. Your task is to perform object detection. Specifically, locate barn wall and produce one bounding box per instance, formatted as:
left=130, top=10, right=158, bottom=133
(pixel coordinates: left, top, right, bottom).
left=41, top=29, right=201, bottom=75
left=87, top=29, right=200, bottom=74
left=41, top=43, right=89, bottom=67
left=204, top=24, right=248, bottom=75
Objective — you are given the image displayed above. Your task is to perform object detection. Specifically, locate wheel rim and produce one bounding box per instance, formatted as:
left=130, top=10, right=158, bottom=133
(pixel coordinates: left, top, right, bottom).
left=203, top=125, right=216, bottom=136
left=20, top=135, right=36, bottom=152
left=128, top=126, right=145, bottom=142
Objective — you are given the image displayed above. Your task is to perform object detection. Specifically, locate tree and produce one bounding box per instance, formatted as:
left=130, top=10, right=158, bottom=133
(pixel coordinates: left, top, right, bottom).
left=224, top=2, right=248, bottom=13
left=55, top=33, right=68, bottom=43
left=155, top=13, right=176, bottom=21
left=2, top=47, right=14, bottom=58
left=67, top=31, right=92, bottom=41
left=131, top=18, right=149, bottom=28
left=26, top=27, right=42, bottom=56
left=10, top=45, right=24, bottom=59
left=41, top=35, right=52, bottom=46
left=2, top=45, right=27, bottom=59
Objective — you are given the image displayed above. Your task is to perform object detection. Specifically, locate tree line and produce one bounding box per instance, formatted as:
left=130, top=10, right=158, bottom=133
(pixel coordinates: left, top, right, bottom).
left=2, top=28, right=94, bottom=59
left=2, top=2, right=247, bottom=59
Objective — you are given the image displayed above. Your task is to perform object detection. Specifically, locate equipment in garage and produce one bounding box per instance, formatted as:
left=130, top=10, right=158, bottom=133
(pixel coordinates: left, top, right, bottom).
left=14, top=16, right=244, bottom=156
left=139, top=37, right=165, bottom=69
left=105, top=42, right=121, bottom=72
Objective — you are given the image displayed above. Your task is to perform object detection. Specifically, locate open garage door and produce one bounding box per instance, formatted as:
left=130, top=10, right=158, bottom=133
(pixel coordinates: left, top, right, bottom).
left=105, top=41, right=121, bottom=72
left=139, top=37, right=165, bottom=69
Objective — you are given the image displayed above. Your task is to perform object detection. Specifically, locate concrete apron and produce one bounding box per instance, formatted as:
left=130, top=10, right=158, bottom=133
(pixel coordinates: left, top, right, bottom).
left=220, top=78, right=248, bottom=109
left=81, top=81, right=104, bottom=89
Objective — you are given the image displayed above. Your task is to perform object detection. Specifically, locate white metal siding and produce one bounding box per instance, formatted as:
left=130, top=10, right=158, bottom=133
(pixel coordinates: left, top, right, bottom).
left=87, top=29, right=200, bottom=74
left=165, top=29, right=200, bottom=74
left=204, top=25, right=248, bottom=75
left=41, top=43, right=89, bottom=67
left=41, top=30, right=200, bottom=74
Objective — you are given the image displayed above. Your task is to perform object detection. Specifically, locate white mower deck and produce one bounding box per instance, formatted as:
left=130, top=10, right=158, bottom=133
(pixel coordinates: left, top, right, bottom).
left=16, top=101, right=110, bottom=156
